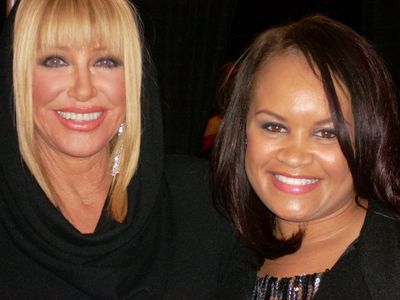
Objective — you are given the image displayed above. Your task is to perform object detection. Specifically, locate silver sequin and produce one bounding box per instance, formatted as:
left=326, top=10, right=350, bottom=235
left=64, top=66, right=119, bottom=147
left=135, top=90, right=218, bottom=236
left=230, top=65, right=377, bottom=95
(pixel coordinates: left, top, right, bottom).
left=251, top=270, right=328, bottom=300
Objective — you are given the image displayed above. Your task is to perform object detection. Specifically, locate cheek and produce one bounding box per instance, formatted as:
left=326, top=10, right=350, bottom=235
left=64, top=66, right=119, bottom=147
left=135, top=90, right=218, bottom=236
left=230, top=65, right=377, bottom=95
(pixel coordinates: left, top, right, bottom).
left=245, top=133, right=261, bottom=174
left=32, top=70, right=64, bottom=107
left=99, top=71, right=126, bottom=107
left=317, top=148, right=352, bottom=179
left=116, top=80, right=126, bottom=110
left=245, top=131, right=276, bottom=183
left=246, top=131, right=276, bottom=166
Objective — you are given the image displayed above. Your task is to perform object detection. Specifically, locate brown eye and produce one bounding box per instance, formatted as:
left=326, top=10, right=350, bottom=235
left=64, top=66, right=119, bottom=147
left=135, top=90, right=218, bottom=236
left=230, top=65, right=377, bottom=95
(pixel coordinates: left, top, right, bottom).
left=262, top=122, right=287, bottom=133
left=315, top=129, right=337, bottom=139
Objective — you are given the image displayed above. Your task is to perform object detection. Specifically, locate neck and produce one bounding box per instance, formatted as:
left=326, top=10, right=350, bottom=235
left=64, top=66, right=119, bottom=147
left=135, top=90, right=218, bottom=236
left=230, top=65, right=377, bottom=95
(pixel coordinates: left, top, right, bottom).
left=258, top=197, right=367, bottom=277
left=38, top=144, right=112, bottom=234
left=275, top=197, right=367, bottom=245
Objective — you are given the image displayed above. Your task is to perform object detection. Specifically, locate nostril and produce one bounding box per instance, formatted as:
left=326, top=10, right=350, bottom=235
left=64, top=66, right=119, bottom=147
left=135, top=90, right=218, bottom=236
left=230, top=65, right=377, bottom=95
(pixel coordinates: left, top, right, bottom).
left=276, top=147, right=313, bottom=168
left=68, top=77, right=97, bottom=101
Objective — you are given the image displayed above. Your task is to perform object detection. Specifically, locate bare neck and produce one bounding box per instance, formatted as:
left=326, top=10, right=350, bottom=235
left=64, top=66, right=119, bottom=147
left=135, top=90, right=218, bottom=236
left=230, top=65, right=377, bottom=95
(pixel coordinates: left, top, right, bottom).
left=258, top=198, right=367, bottom=278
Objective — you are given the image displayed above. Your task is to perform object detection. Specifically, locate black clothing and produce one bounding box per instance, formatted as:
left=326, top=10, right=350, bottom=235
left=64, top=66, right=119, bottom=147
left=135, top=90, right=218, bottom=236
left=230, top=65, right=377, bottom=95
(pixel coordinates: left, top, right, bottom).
left=0, top=155, right=234, bottom=299
left=0, top=5, right=234, bottom=300
left=217, top=199, right=400, bottom=299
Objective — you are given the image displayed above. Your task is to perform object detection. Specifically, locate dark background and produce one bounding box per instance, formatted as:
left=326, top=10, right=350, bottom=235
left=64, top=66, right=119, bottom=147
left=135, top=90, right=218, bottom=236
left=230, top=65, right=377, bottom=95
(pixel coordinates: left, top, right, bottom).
left=0, top=2, right=5, bottom=34
left=226, top=0, right=362, bottom=61
left=1, top=1, right=399, bottom=155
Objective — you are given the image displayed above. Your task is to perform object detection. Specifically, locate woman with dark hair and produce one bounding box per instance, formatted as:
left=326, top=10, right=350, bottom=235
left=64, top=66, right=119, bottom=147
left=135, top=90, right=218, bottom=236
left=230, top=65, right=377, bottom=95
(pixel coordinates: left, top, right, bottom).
left=213, top=15, right=400, bottom=299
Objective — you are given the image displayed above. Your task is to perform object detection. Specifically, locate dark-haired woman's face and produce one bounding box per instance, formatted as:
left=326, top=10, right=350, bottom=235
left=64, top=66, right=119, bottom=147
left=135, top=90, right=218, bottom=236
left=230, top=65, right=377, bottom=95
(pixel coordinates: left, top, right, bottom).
left=245, top=53, right=355, bottom=225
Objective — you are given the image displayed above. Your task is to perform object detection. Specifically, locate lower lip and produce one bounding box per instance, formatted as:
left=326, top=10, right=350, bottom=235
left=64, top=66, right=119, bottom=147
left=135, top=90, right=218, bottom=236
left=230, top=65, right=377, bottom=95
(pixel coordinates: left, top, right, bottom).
left=271, top=174, right=320, bottom=195
left=55, top=111, right=106, bottom=131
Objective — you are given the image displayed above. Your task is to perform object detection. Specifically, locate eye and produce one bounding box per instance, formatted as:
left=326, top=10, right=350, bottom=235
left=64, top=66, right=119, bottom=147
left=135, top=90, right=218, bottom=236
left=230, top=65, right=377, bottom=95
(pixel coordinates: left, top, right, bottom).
left=315, top=128, right=337, bottom=139
left=262, top=122, right=288, bottom=133
left=93, top=57, right=122, bottom=68
left=40, top=56, right=68, bottom=68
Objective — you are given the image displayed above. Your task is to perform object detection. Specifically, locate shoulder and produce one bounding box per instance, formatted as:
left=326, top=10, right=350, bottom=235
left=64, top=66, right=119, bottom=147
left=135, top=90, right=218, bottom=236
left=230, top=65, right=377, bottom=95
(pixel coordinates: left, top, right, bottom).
left=163, top=155, right=238, bottom=298
left=164, top=154, right=211, bottom=206
left=355, top=201, right=400, bottom=298
left=357, top=199, right=400, bottom=264
left=163, top=154, right=220, bottom=226
left=216, top=238, right=258, bottom=300
left=312, top=200, right=400, bottom=299
left=361, top=199, right=400, bottom=240
left=164, top=154, right=210, bottom=187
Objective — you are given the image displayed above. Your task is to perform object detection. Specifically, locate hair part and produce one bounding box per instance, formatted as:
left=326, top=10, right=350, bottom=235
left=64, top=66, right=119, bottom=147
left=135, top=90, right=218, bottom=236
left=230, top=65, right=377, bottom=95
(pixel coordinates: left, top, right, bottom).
left=13, top=0, right=143, bottom=222
left=213, top=14, right=400, bottom=263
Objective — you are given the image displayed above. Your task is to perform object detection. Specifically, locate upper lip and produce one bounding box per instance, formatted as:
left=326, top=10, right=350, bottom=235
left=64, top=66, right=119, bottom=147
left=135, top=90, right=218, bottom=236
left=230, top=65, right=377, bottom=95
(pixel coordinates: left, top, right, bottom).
left=55, top=106, right=105, bottom=113
left=271, top=172, right=320, bottom=180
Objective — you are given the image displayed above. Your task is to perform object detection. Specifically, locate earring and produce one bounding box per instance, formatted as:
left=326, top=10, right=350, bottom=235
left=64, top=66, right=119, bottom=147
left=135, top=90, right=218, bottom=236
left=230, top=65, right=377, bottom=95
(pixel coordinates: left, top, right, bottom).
left=117, top=122, right=125, bottom=136
left=111, top=123, right=125, bottom=176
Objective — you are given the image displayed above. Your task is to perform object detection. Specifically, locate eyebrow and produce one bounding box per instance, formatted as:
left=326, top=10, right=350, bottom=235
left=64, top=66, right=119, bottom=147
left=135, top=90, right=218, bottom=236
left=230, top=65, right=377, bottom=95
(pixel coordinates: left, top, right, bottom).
left=255, top=109, right=352, bottom=127
left=48, top=46, right=109, bottom=52
left=52, top=46, right=69, bottom=51
left=314, top=118, right=334, bottom=126
left=255, top=110, right=288, bottom=122
left=91, top=46, right=108, bottom=52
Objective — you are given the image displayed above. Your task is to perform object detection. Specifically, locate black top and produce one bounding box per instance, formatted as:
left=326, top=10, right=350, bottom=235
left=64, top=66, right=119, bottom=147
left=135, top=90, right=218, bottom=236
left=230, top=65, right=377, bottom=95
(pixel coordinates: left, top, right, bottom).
left=217, top=199, right=400, bottom=300
left=0, top=4, right=235, bottom=299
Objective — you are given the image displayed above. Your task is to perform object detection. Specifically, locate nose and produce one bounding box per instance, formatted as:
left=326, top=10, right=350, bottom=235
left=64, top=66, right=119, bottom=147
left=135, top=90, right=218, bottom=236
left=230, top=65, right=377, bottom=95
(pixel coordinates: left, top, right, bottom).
left=67, top=67, right=97, bottom=101
left=276, top=136, right=313, bottom=168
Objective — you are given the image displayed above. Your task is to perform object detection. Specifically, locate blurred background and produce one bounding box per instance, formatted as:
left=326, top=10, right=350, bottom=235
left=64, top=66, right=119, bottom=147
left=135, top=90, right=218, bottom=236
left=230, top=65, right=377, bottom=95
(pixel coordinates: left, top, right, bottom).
left=1, top=0, right=399, bottom=155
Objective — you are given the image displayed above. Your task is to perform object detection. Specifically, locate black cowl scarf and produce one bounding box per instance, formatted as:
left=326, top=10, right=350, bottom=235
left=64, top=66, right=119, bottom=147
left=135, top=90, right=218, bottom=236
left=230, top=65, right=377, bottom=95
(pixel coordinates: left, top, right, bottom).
left=0, top=3, right=170, bottom=299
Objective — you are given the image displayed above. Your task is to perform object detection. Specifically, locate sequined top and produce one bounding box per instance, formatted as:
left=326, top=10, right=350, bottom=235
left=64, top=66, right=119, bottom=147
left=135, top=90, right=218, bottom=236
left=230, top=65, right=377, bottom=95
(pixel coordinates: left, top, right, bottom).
left=251, top=270, right=328, bottom=300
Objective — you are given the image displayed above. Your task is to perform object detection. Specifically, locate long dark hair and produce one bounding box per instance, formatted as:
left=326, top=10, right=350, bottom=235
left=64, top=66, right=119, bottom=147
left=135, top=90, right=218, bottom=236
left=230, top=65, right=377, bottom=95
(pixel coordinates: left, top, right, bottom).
left=212, top=15, right=400, bottom=263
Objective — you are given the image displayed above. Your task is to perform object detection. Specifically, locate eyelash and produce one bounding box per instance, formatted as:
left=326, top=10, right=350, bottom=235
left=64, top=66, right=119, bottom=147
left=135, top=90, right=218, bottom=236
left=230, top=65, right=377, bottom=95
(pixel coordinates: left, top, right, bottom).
left=261, top=122, right=287, bottom=133
left=39, top=56, right=122, bottom=68
left=40, top=56, right=67, bottom=68
left=93, top=57, right=122, bottom=68
left=261, top=122, right=337, bottom=139
left=314, top=128, right=337, bottom=139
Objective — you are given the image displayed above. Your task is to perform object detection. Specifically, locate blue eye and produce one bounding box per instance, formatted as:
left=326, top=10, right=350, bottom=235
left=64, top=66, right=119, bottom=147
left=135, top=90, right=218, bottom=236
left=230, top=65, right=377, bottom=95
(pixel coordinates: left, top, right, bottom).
left=262, top=122, right=287, bottom=133
left=41, top=56, right=68, bottom=68
left=94, top=57, right=122, bottom=68
left=315, top=128, right=337, bottom=139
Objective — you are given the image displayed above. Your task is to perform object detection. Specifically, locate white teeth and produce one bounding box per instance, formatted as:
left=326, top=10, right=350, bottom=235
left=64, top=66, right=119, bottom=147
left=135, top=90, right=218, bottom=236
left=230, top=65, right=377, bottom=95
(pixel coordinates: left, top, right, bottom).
left=275, top=174, right=319, bottom=186
left=57, top=111, right=102, bottom=122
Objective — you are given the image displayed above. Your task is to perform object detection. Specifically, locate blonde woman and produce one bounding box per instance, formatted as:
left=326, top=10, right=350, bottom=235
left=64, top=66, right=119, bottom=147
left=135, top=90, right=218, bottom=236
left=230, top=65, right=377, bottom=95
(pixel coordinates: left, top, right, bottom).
left=0, top=0, right=234, bottom=298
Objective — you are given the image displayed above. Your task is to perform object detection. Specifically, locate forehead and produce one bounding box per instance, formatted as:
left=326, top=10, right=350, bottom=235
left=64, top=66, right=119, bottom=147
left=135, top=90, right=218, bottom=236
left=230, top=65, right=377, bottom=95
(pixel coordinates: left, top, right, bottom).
left=250, top=53, right=352, bottom=123
left=36, top=3, right=124, bottom=55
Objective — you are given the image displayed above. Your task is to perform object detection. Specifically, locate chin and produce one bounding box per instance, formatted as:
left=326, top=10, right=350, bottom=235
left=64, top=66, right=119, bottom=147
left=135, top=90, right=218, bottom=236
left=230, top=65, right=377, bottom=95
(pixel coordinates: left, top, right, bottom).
left=275, top=209, right=312, bottom=223
left=56, top=142, right=110, bottom=159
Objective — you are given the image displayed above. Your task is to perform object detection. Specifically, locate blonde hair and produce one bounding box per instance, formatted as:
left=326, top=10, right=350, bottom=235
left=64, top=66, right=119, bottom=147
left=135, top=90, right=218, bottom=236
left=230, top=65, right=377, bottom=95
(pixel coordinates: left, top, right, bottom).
left=13, top=0, right=142, bottom=222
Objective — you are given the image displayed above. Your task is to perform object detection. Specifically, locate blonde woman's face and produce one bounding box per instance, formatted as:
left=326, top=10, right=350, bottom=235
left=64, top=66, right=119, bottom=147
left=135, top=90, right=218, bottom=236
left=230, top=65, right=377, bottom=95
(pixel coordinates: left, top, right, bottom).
left=32, top=45, right=125, bottom=159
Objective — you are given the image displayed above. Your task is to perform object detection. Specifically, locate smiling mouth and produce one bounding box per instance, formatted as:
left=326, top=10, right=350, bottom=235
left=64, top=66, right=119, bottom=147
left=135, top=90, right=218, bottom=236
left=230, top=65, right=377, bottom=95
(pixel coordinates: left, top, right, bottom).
left=57, top=111, right=103, bottom=122
left=274, top=174, right=319, bottom=186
